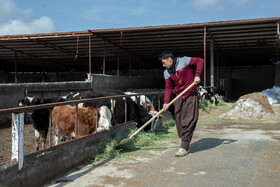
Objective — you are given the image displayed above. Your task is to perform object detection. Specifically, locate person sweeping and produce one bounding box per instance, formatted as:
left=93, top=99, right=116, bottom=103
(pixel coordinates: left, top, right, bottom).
left=158, top=51, right=204, bottom=157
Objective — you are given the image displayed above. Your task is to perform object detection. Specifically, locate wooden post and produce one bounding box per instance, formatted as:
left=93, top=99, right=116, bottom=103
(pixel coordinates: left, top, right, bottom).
left=12, top=113, right=24, bottom=170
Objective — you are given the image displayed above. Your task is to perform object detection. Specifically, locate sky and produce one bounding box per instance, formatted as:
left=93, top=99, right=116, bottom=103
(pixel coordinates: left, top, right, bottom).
left=0, top=0, right=279, bottom=35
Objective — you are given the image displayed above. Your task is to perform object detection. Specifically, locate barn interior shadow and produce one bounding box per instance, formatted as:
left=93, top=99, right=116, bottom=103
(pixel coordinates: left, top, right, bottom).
left=189, top=138, right=237, bottom=154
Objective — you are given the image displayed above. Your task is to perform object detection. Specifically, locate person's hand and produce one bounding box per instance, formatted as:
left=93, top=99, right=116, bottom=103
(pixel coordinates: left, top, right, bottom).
left=194, top=76, right=201, bottom=84
left=163, top=103, right=169, bottom=111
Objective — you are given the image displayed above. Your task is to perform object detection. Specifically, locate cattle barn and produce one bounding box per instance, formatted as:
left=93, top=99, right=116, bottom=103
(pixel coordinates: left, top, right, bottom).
left=0, top=17, right=279, bottom=102
left=0, top=17, right=280, bottom=186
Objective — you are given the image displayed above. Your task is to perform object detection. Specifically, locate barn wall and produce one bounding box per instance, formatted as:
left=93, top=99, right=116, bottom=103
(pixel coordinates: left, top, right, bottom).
left=200, top=67, right=274, bottom=100
left=1, top=72, right=88, bottom=83
left=92, top=73, right=164, bottom=91
left=0, top=122, right=136, bottom=187
left=231, top=67, right=274, bottom=99
left=0, top=81, right=92, bottom=128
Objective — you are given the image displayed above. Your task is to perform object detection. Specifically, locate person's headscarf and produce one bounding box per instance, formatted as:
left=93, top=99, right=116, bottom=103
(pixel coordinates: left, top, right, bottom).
left=167, top=57, right=177, bottom=75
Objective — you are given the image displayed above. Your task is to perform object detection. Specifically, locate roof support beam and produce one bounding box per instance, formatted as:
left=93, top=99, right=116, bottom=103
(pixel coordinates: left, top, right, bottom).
left=94, top=32, right=149, bottom=69
left=31, top=38, right=86, bottom=58
left=0, top=44, right=79, bottom=72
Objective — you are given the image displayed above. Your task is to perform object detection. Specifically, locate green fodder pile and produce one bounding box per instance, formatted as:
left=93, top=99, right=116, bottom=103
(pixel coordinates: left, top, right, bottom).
left=88, top=119, right=176, bottom=164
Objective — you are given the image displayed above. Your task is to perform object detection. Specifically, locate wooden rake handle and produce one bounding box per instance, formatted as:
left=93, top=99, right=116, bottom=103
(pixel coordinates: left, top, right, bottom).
left=130, top=82, right=196, bottom=138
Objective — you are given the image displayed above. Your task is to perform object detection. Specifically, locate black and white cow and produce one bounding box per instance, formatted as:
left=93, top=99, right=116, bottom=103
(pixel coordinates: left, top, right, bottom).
left=18, top=92, right=79, bottom=151
left=197, top=86, right=224, bottom=105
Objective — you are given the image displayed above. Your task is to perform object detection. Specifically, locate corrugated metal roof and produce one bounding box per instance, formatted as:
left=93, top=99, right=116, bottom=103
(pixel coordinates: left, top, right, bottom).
left=0, top=17, right=279, bottom=73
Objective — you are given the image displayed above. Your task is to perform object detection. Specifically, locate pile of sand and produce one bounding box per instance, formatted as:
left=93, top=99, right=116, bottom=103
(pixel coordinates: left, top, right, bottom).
left=221, top=92, right=278, bottom=120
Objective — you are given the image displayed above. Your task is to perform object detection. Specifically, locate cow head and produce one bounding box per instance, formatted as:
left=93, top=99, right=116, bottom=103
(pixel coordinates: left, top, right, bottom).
left=97, top=106, right=112, bottom=132
left=61, top=92, right=80, bottom=101
left=133, top=102, right=153, bottom=128
left=18, top=96, right=42, bottom=106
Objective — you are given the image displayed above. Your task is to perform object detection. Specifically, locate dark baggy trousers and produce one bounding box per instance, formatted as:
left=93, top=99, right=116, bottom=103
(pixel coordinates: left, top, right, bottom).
left=174, top=94, right=199, bottom=150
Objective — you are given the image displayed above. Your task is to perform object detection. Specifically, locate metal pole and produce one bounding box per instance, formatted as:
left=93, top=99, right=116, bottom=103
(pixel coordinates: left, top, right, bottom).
left=125, top=98, right=127, bottom=123
left=129, top=56, right=132, bottom=76
left=14, top=51, right=18, bottom=83
left=42, top=60, right=45, bottom=82
left=117, top=48, right=120, bottom=77
left=277, top=21, right=280, bottom=60
left=103, top=40, right=106, bottom=75
left=216, top=54, right=219, bottom=87
left=158, top=95, right=160, bottom=111
left=75, top=104, right=78, bottom=137
left=88, top=31, right=92, bottom=79
left=49, top=108, right=52, bottom=147
left=96, top=103, right=99, bottom=129
left=210, top=39, right=214, bottom=90
left=204, top=26, right=207, bottom=87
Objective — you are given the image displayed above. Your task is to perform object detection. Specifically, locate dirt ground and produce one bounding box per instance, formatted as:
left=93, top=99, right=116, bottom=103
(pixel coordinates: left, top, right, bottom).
left=0, top=123, right=53, bottom=163
left=43, top=104, right=280, bottom=187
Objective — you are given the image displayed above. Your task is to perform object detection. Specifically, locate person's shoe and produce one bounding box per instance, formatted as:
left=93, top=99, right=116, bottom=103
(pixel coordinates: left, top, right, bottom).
left=175, top=148, right=190, bottom=157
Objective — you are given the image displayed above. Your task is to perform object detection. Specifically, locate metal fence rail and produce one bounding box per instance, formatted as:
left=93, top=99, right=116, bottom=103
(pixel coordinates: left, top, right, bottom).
left=0, top=91, right=165, bottom=169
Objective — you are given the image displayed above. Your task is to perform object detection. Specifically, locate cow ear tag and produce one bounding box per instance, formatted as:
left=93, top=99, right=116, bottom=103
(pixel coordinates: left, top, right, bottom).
left=19, top=101, right=22, bottom=106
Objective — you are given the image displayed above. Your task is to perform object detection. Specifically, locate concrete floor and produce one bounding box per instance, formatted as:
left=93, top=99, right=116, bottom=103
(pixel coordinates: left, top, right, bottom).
left=44, top=118, right=280, bottom=187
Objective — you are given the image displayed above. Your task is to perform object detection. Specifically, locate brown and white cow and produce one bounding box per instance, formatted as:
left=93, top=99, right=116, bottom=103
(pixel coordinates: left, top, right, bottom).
left=18, top=92, right=79, bottom=151
left=52, top=105, right=112, bottom=145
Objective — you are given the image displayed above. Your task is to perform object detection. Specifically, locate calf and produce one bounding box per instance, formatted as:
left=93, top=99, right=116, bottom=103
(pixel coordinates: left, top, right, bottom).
left=125, top=92, right=167, bottom=131
left=18, top=96, right=51, bottom=151
left=197, top=86, right=219, bottom=105
left=81, top=90, right=153, bottom=131
left=124, top=92, right=156, bottom=111
left=18, top=92, right=80, bottom=151
left=52, top=105, right=112, bottom=145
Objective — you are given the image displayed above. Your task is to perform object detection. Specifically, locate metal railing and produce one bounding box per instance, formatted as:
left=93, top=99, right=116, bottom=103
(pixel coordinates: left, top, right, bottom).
left=0, top=91, right=165, bottom=168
